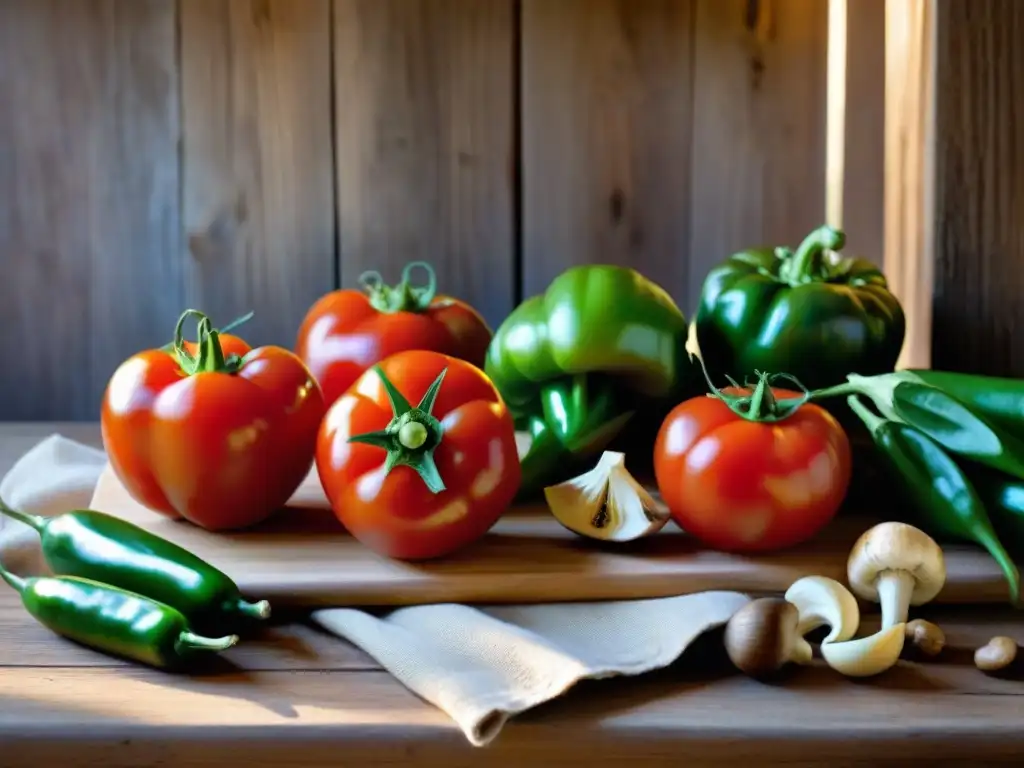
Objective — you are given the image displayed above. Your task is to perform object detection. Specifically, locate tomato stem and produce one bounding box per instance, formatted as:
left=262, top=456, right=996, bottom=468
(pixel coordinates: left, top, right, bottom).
left=172, top=309, right=244, bottom=376
left=358, top=261, right=438, bottom=314
left=159, top=311, right=254, bottom=354
left=699, top=355, right=810, bottom=423
left=347, top=365, right=448, bottom=493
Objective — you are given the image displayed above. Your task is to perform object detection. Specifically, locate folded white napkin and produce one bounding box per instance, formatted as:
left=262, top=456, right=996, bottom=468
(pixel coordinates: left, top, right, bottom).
left=0, top=435, right=750, bottom=747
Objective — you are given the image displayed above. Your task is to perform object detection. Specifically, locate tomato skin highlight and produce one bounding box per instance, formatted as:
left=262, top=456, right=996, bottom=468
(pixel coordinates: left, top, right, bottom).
left=295, top=266, right=492, bottom=408
left=653, top=387, right=852, bottom=553
left=316, top=350, right=521, bottom=560
left=101, top=315, right=326, bottom=532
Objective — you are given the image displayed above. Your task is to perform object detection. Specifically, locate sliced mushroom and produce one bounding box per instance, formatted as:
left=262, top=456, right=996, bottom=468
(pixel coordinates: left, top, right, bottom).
left=543, top=451, right=669, bottom=542
left=847, top=522, right=947, bottom=629
left=905, top=619, right=945, bottom=658
left=975, top=636, right=1018, bottom=672
left=784, top=575, right=860, bottom=643
left=820, top=624, right=906, bottom=677
left=724, top=598, right=813, bottom=678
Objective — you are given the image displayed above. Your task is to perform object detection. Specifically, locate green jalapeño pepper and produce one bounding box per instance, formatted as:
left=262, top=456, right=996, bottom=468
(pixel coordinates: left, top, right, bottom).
left=963, top=465, right=1024, bottom=560
left=904, top=369, right=1024, bottom=441
left=0, top=498, right=270, bottom=635
left=812, top=376, right=1024, bottom=483
left=847, top=395, right=1021, bottom=606
left=0, top=566, right=238, bottom=669
left=485, top=264, right=697, bottom=492
left=694, top=225, right=906, bottom=391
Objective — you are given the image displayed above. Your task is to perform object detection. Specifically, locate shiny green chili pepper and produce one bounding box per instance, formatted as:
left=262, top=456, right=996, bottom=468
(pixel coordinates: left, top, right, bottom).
left=0, top=499, right=270, bottom=635
left=0, top=566, right=237, bottom=669
left=847, top=395, right=1020, bottom=606
left=904, top=369, right=1024, bottom=440
left=813, top=375, right=1024, bottom=482
left=964, top=465, right=1024, bottom=560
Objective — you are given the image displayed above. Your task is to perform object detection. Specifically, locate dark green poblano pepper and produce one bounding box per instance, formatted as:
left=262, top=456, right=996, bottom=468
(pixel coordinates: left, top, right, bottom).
left=695, top=225, right=906, bottom=391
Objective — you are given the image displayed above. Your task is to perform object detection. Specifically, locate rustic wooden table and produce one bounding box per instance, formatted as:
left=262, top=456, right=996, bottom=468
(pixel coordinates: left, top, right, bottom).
left=1, top=424, right=1023, bottom=766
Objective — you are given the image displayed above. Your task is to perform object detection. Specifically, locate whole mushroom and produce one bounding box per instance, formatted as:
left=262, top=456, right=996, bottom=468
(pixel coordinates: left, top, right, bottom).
left=815, top=522, right=946, bottom=678
left=847, top=522, right=947, bottom=629
left=724, top=598, right=812, bottom=679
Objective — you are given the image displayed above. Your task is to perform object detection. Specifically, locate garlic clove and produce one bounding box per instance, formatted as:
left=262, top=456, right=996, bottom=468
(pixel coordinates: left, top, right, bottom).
left=820, top=624, right=906, bottom=677
left=784, top=575, right=860, bottom=643
left=544, top=451, right=669, bottom=542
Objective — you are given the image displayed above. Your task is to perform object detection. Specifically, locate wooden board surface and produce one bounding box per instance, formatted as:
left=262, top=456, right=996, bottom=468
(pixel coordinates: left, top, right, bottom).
left=89, top=461, right=1014, bottom=608
left=5, top=424, right=1024, bottom=766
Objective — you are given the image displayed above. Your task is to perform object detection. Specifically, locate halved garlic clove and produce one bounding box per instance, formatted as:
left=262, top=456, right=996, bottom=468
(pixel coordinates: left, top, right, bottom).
left=820, top=624, right=906, bottom=677
left=784, top=575, right=860, bottom=643
left=544, top=451, right=669, bottom=542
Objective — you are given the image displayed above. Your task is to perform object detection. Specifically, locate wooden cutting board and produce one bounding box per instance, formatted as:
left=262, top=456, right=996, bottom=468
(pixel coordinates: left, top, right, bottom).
left=89, top=463, right=1013, bottom=607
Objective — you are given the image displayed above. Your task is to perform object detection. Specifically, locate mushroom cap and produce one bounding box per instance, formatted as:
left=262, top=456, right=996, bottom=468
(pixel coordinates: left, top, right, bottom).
left=847, top=521, right=947, bottom=605
left=724, top=598, right=802, bottom=678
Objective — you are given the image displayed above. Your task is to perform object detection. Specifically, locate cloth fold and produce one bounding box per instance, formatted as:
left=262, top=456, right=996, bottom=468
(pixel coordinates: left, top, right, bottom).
left=0, top=435, right=750, bottom=747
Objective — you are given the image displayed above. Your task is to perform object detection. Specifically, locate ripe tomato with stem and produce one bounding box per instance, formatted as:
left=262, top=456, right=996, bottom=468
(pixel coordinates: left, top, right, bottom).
left=101, top=309, right=325, bottom=531
left=653, top=369, right=852, bottom=553
left=316, top=350, right=521, bottom=560
left=295, top=262, right=493, bottom=409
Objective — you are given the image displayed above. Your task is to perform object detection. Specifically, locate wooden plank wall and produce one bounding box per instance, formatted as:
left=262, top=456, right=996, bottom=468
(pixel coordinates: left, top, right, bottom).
left=930, top=0, right=1024, bottom=377
left=0, top=0, right=887, bottom=421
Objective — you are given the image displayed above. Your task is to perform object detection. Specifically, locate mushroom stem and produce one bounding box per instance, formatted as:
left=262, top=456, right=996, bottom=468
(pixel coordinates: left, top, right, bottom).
left=875, top=569, right=917, bottom=629
left=792, top=636, right=814, bottom=665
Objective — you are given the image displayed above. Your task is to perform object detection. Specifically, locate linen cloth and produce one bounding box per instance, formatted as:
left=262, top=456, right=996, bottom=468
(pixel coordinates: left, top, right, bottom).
left=0, top=434, right=750, bottom=747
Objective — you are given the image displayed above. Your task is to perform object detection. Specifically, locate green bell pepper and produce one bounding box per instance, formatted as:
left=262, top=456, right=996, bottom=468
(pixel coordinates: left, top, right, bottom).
left=694, top=225, right=906, bottom=391
left=485, top=265, right=697, bottom=492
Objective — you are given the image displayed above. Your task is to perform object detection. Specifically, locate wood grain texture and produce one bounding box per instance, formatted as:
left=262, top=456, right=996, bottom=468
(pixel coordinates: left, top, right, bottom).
left=89, top=462, right=1017, bottom=607
left=1, top=639, right=1024, bottom=765
left=688, top=0, right=828, bottom=311
left=931, top=0, right=1024, bottom=375
left=840, top=0, right=885, bottom=261
left=0, top=0, right=182, bottom=421
left=5, top=425, right=1024, bottom=763
left=333, top=0, right=515, bottom=330
left=885, top=0, right=935, bottom=370
left=520, top=0, right=694, bottom=306
left=181, top=0, right=335, bottom=348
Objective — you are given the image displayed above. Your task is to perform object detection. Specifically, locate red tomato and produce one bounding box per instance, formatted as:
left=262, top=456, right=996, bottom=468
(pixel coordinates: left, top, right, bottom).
left=317, top=350, right=520, bottom=560
left=101, top=310, right=326, bottom=531
left=653, top=384, right=852, bottom=553
left=296, top=262, right=492, bottom=408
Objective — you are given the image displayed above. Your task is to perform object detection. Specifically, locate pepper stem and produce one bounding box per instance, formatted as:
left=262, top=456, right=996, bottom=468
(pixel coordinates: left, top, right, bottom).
left=232, top=598, right=272, bottom=621
left=0, top=563, right=26, bottom=594
left=348, top=365, right=448, bottom=493
left=699, top=357, right=809, bottom=423
left=359, top=261, right=438, bottom=314
left=175, top=631, right=240, bottom=653
left=172, top=309, right=243, bottom=376
left=847, top=395, right=886, bottom=436
left=0, top=497, right=45, bottom=532
left=779, top=225, right=846, bottom=285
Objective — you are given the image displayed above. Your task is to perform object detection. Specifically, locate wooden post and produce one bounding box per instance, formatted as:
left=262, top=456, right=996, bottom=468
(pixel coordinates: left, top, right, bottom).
left=884, top=0, right=935, bottom=370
